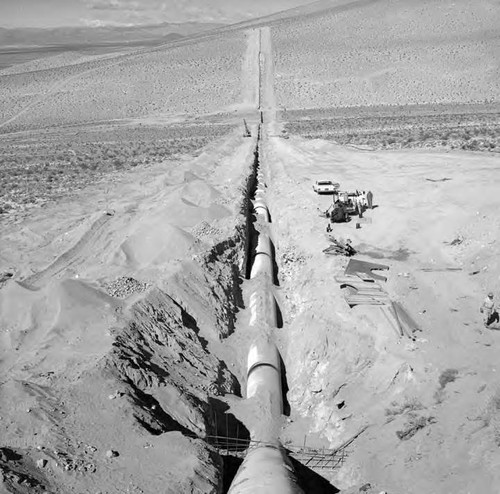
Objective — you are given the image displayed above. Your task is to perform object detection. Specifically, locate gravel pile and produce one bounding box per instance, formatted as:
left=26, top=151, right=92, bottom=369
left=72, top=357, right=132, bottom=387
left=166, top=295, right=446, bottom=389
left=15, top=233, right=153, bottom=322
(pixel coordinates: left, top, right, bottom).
left=191, top=221, right=222, bottom=238
left=103, top=277, right=150, bottom=298
left=280, top=246, right=307, bottom=281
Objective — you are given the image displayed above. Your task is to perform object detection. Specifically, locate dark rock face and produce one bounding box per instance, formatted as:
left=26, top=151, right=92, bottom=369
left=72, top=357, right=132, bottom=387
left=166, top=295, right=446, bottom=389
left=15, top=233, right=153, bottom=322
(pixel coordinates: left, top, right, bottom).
left=0, top=447, right=50, bottom=494
left=104, top=286, right=240, bottom=436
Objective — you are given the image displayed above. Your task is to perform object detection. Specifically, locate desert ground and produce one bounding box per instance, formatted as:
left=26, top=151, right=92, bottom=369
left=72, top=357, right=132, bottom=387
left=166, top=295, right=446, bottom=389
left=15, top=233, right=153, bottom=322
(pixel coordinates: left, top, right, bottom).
left=1, top=0, right=500, bottom=493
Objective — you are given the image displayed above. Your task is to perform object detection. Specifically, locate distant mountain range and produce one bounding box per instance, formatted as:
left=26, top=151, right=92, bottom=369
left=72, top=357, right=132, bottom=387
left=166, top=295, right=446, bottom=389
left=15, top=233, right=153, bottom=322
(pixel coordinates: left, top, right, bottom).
left=0, top=22, right=224, bottom=48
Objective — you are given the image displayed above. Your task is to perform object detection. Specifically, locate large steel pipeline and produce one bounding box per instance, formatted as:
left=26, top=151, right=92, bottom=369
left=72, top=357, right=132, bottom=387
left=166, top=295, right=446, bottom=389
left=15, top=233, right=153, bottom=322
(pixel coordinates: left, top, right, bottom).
left=246, top=340, right=283, bottom=417
left=248, top=290, right=278, bottom=329
left=228, top=446, right=302, bottom=494
left=254, top=198, right=270, bottom=222
left=250, top=233, right=273, bottom=279
left=247, top=173, right=281, bottom=415
left=228, top=135, right=303, bottom=493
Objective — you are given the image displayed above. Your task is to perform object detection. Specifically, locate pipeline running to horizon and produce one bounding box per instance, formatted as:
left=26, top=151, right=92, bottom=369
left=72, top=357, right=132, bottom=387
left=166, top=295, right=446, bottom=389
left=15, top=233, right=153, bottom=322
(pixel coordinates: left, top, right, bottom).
left=228, top=122, right=304, bottom=494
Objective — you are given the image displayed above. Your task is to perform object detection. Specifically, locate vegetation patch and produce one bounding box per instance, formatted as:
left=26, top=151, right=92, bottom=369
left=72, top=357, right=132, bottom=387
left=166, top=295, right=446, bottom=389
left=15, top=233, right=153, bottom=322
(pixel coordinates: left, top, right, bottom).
left=471, top=388, right=500, bottom=443
left=385, top=397, right=424, bottom=421
left=0, top=122, right=233, bottom=218
left=396, top=414, right=436, bottom=441
left=434, top=368, right=459, bottom=404
left=282, top=104, right=500, bottom=153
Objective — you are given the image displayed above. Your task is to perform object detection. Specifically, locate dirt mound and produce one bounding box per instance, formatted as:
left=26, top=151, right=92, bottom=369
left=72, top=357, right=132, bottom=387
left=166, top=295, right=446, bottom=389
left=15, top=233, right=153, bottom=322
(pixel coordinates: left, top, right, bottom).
left=0, top=279, right=118, bottom=376
left=0, top=257, right=246, bottom=493
left=181, top=180, right=221, bottom=207
left=103, top=287, right=240, bottom=434
left=0, top=126, right=256, bottom=493
left=164, top=194, right=231, bottom=227
left=118, top=223, right=200, bottom=269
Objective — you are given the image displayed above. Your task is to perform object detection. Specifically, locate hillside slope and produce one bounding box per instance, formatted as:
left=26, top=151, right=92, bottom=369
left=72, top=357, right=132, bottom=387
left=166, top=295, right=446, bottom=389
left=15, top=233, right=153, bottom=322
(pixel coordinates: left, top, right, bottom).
left=272, top=0, right=500, bottom=108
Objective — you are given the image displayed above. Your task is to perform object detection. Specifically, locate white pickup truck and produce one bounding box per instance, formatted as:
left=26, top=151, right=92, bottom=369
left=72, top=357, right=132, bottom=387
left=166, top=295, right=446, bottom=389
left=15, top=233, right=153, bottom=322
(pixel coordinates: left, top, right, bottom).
left=313, top=180, right=340, bottom=194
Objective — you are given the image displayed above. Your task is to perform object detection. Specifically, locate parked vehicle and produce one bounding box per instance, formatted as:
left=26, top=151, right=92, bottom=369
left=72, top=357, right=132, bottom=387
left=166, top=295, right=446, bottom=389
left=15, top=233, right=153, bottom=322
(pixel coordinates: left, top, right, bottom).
left=313, top=180, right=340, bottom=194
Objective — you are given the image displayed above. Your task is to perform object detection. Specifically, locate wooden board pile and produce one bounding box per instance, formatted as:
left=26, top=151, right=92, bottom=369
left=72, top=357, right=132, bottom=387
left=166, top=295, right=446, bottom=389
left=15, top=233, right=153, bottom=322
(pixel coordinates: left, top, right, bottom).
left=336, top=259, right=390, bottom=307
left=336, top=259, right=420, bottom=339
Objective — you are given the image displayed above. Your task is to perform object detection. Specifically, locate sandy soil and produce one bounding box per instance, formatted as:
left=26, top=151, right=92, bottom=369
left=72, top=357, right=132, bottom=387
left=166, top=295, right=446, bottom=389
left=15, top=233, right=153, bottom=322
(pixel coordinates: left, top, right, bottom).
left=0, top=32, right=246, bottom=133
left=262, top=134, right=500, bottom=493
left=0, top=125, right=259, bottom=493
left=272, top=0, right=500, bottom=108
left=2, top=2, right=500, bottom=493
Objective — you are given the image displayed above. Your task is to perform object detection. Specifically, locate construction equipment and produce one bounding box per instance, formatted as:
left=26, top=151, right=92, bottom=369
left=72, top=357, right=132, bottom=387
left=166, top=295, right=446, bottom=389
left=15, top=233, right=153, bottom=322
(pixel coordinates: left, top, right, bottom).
left=335, top=190, right=367, bottom=218
left=243, top=119, right=251, bottom=137
left=321, top=190, right=372, bottom=221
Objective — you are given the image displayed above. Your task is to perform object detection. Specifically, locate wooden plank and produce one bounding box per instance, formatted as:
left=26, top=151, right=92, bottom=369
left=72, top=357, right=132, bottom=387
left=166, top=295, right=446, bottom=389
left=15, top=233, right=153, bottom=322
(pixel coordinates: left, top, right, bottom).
left=346, top=294, right=390, bottom=301
left=335, top=276, right=382, bottom=289
left=346, top=299, right=389, bottom=306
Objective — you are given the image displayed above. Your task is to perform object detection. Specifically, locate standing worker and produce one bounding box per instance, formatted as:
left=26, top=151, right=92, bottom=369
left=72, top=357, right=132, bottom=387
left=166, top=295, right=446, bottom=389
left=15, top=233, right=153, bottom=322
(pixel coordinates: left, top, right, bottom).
left=366, top=190, right=373, bottom=209
left=481, top=292, right=499, bottom=327
left=355, top=194, right=364, bottom=218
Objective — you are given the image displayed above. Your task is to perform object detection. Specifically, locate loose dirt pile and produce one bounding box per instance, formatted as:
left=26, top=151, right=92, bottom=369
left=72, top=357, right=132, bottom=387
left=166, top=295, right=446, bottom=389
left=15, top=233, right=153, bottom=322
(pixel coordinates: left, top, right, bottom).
left=0, top=127, right=258, bottom=493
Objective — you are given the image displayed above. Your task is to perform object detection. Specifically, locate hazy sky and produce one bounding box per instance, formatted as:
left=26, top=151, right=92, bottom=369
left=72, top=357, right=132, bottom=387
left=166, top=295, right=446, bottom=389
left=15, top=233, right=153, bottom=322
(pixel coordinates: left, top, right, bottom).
left=0, top=0, right=311, bottom=28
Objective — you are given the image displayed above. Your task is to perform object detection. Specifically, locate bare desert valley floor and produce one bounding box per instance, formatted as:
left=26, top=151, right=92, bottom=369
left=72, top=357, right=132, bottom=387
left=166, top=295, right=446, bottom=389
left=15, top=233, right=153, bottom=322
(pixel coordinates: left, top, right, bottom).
left=1, top=0, right=500, bottom=493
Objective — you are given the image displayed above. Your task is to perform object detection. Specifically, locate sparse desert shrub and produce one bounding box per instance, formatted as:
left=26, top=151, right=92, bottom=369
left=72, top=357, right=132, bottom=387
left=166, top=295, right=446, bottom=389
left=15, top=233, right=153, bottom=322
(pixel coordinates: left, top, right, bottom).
left=434, top=368, right=459, bottom=404
left=385, top=397, right=424, bottom=418
left=0, top=121, right=234, bottom=220
left=490, top=391, right=500, bottom=412
left=439, top=369, right=459, bottom=389
left=396, top=414, right=436, bottom=441
left=283, top=107, right=500, bottom=153
left=469, top=387, right=500, bottom=439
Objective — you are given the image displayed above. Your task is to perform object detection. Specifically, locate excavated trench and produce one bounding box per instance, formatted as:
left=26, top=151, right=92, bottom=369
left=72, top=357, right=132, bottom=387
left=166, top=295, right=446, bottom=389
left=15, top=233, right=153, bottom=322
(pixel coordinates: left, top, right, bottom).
left=126, top=123, right=287, bottom=491
left=243, top=132, right=259, bottom=281
left=221, top=118, right=340, bottom=493
left=0, top=124, right=340, bottom=494
left=0, top=231, right=253, bottom=493
left=219, top=128, right=265, bottom=491
left=59, top=133, right=264, bottom=493
left=94, top=121, right=333, bottom=492
left=221, top=121, right=302, bottom=492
